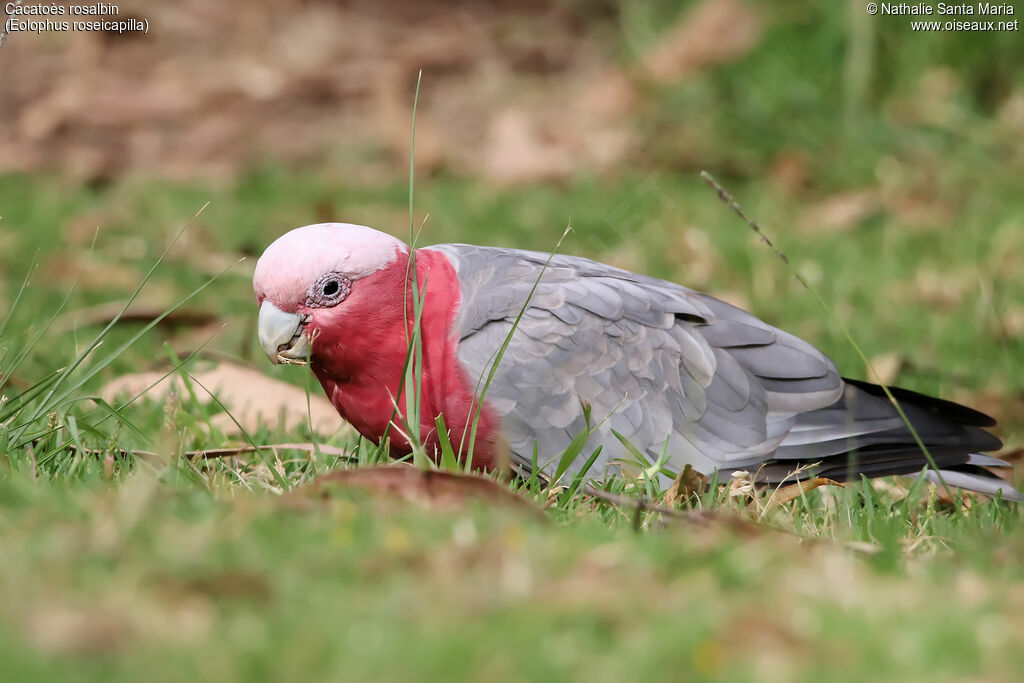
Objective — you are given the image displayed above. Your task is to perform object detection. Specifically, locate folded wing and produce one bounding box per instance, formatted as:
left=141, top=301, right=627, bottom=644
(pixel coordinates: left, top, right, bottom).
left=433, top=244, right=1018, bottom=499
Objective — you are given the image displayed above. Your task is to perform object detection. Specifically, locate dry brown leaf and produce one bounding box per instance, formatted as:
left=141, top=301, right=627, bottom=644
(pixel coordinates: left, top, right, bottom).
left=952, top=390, right=1024, bottom=429
left=480, top=108, right=575, bottom=185
left=769, top=151, right=810, bottom=196
left=25, top=591, right=214, bottom=655
left=40, top=252, right=145, bottom=292
left=763, top=478, right=843, bottom=510
left=641, top=0, right=761, bottom=84
left=154, top=571, right=272, bottom=603
left=301, top=465, right=543, bottom=516
left=799, top=191, right=880, bottom=233
left=476, top=68, right=637, bottom=184
left=999, top=91, right=1024, bottom=134
left=725, top=615, right=807, bottom=654
left=866, top=351, right=904, bottom=386
left=931, top=482, right=979, bottom=508
left=884, top=193, right=955, bottom=228
left=663, top=464, right=708, bottom=508
left=26, top=605, right=131, bottom=655
left=728, top=470, right=755, bottom=499
left=99, top=361, right=346, bottom=435
left=371, top=61, right=446, bottom=175
left=912, top=268, right=971, bottom=309
left=999, top=447, right=1024, bottom=464
left=0, top=1, right=621, bottom=182
left=998, top=305, right=1024, bottom=339
left=0, top=374, right=30, bottom=391
left=573, top=67, right=638, bottom=123
left=53, top=301, right=218, bottom=334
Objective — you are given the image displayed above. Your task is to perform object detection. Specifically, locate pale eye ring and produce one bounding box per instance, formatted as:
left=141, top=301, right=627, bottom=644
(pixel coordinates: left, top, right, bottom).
left=307, top=272, right=352, bottom=307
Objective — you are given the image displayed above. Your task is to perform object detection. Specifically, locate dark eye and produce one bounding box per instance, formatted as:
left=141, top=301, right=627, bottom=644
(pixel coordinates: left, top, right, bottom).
left=307, top=272, right=351, bottom=308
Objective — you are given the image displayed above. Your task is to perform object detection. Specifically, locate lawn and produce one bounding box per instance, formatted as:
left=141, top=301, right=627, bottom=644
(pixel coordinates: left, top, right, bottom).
left=1, top=1, right=1023, bottom=680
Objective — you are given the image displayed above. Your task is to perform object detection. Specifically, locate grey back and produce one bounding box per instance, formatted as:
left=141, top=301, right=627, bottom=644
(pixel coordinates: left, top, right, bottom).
left=430, top=244, right=844, bottom=482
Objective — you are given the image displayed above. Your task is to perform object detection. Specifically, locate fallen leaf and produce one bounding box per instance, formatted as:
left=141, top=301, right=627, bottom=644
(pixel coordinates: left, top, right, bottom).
left=999, top=91, right=1024, bottom=134
left=663, top=464, right=708, bottom=508
left=845, top=541, right=883, bottom=555
left=53, top=300, right=218, bottom=334
left=154, top=571, right=272, bottom=603
left=480, top=108, right=575, bottom=184
left=799, top=190, right=880, bottom=233
left=99, top=361, right=347, bottom=435
left=0, top=1, right=625, bottom=183
left=930, top=482, right=979, bottom=508
left=912, top=268, right=971, bottom=309
left=999, top=305, right=1024, bottom=339
left=954, top=390, right=1024, bottom=429
left=572, top=67, right=638, bottom=123
left=725, top=615, right=807, bottom=654
left=999, top=447, right=1024, bottom=464
left=41, top=252, right=145, bottom=292
left=866, top=351, right=904, bottom=386
left=728, top=470, right=755, bottom=499
left=762, top=477, right=844, bottom=511
left=371, top=61, right=446, bottom=175
left=769, top=151, right=809, bottom=196
left=0, top=374, right=31, bottom=391
left=641, top=0, right=761, bottom=84
left=26, top=605, right=131, bottom=655
left=301, top=465, right=543, bottom=516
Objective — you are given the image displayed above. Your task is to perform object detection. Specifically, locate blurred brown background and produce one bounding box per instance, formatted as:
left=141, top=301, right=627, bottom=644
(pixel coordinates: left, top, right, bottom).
left=1, top=0, right=763, bottom=183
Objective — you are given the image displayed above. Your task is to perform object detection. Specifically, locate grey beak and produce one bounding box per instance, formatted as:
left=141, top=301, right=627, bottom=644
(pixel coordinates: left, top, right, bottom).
left=258, top=301, right=310, bottom=365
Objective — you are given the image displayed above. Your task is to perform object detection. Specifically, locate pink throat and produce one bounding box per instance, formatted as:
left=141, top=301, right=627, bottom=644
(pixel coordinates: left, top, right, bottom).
left=308, top=248, right=501, bottom=468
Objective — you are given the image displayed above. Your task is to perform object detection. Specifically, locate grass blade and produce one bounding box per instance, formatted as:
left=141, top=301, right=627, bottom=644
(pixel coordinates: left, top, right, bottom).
left=551, top=402, right=593, bottom=486
left=434, top=414, right=460, bottom=471
left=28, top=204, right=210, bottom=423
left=560, top=446, right=604, bottom=506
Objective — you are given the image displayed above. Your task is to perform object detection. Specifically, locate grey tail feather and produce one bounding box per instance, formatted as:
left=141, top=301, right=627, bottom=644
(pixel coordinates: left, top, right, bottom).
left=923, top=467, right=1024, bottom=502
left=731, top=378, right=1022, bottom=501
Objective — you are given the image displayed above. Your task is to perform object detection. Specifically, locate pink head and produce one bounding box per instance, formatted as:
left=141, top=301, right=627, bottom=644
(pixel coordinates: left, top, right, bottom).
left=253, top=223, right=408, bottom=364
left=253, top=222, right=493, bottom=463
left=254, top=223, right=408, bottom=310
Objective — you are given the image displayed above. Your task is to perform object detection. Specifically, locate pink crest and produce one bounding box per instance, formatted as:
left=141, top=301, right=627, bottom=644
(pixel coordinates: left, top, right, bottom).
left=253, top=223, right=408, bottom=309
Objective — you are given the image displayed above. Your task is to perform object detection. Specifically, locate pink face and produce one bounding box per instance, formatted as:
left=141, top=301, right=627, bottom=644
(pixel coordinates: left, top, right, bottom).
left=253, top=223, right=408, bottom=363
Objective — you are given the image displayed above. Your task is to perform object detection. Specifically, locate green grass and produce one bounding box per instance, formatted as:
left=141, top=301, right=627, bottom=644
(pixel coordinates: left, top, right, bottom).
left=1, top=162, right=1022, bottom=680
left=2, top=2, right=1024, bottom=679
left=0, top=474, right=1022, bottom=682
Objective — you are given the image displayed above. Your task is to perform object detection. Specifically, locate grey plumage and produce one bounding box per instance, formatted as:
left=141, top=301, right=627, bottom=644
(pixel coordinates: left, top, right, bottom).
left=431, top=244, right=1021, bottom=501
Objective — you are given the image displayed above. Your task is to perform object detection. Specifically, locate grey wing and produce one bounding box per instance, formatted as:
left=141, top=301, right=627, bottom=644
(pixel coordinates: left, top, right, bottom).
left=431, top=243, right=843, bottom=481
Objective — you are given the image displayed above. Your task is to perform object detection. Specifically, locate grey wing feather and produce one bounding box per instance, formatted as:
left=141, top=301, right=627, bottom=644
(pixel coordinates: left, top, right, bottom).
left=431, top=244, right=843, bottom=480
left=431, top=244, right=1017, bottom=500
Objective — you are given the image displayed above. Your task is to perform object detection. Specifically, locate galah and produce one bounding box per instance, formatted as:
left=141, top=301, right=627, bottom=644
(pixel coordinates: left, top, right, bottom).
left=253, top=222, right=1021, bottom=500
